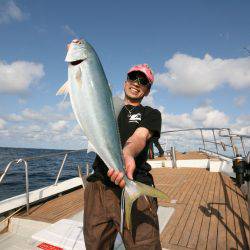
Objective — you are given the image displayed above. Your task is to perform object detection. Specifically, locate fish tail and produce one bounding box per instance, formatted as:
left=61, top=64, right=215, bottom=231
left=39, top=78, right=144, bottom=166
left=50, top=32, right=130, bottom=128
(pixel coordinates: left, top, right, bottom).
left=123, top=179, right=170, bottom=230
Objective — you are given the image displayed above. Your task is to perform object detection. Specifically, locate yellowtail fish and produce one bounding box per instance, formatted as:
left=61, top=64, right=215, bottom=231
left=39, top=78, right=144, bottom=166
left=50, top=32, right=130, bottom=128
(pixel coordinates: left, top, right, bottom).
left=57, top=39, right=170, bottom=231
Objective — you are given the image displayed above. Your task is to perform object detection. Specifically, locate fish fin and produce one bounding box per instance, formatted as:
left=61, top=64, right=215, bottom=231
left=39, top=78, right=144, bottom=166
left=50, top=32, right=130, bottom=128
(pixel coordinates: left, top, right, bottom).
left=56, top=81, right=70, bottom=96
left=124, top=179, right=170, bottom=230
left=87, top=141, right=97, bottom=154
left=112, top=96, right=124, bottom=119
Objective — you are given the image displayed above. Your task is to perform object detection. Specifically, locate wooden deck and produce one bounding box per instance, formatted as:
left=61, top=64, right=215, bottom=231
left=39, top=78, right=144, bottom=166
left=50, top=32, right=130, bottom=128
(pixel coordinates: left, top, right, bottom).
left=16, top=168, right=249, bottom=249
left=17, top=188, right=84, bottom=223
left=150, top=151, right=219, bottom=160
left=174, top=151, right=218, bottom=160
left=152, top=168, right=250, bottom=250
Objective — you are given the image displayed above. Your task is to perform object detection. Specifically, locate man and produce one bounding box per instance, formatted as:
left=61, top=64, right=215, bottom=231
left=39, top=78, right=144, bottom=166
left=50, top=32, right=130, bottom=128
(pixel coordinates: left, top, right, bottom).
left=84, top=63, right=162, bottom=249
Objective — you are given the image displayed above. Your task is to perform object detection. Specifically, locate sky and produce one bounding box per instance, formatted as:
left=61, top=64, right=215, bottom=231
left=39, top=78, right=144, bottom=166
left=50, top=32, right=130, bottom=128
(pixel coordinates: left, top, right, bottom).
left=0, top=0, right=249, bottom=153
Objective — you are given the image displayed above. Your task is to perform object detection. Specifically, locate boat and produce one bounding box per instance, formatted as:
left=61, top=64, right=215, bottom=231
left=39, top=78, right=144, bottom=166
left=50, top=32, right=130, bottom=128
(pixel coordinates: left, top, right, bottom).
left=0, top=127, right=249, bottom=249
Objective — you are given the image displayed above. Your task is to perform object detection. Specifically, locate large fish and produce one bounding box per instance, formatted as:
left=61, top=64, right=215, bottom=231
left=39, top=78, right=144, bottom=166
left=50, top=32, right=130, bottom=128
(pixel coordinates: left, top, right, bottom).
left=57, top=39, right=169, bottom=230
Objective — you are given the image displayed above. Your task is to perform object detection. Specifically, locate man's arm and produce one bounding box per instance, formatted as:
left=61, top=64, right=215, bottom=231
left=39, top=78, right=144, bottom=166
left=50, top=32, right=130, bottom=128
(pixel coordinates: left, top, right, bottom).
left=107, top=127, right=152, bottom=188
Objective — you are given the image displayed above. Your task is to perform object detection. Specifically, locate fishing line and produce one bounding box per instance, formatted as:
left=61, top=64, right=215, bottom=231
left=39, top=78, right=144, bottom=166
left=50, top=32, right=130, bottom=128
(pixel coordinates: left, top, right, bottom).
left=120, top=188, right=125, bottom=235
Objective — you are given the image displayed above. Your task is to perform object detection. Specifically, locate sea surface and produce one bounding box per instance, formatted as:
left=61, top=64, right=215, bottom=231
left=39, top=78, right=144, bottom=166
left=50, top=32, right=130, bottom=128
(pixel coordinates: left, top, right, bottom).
left=0, top=147, right=95, bottom=201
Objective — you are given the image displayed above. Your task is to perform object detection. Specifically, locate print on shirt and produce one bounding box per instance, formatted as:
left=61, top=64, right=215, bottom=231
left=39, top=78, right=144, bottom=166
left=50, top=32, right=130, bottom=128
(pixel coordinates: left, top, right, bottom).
left=128, top=113, right=142, bottom=124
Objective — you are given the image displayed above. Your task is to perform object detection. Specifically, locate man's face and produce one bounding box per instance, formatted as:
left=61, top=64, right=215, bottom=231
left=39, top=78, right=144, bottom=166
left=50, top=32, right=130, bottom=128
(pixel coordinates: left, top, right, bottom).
left=124, top=72, right=150, bottom=101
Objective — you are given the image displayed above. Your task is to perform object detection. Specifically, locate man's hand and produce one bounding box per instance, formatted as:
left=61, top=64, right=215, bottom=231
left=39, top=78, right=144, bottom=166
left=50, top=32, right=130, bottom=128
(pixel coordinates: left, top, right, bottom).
left=123, top=153, right=136, bottom=180
left=107, top=127, right=151, bottom=188
left=107, top=153, right=136, bottom=188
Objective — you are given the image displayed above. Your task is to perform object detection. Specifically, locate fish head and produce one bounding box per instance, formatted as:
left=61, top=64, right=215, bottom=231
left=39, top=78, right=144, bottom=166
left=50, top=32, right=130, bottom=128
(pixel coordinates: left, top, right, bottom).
left=65, top=39, right=88, bottom=63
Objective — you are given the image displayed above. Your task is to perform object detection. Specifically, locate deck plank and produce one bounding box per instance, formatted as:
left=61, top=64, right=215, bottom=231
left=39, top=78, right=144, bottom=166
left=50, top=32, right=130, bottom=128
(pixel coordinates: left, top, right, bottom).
left=186, top=171, right=213, bottom=248
left=230, top=176, right=246, bottom=249
left=217, top=173, right=227, bottom=250
left=174, top=169, right=199, bottom=203
left=231, top=177, right=249, bottom=249
left=224, top=174, right=238, bottom=249
left=236, top=182, right=250, bottom=248
left=206, top=172, right=220, bottom=250
left=15, top=168, right=249, bottom=249
left=16, top=188, right=84, bottom=223
left=177, top=169, right=208, bottom=247
left=196, top=172, right=217, bottom=249
left=167, top=169, right=203, bottom=245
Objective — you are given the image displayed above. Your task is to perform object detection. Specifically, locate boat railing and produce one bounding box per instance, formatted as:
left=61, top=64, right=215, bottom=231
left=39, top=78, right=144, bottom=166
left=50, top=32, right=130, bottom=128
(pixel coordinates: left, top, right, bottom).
left=160, top=127, right=250, bottom=159
left=0, top=159, right=30, bottom=214
left=0, top=149, right=89, bottom=215
left=1, top=127, right=249, bottom=216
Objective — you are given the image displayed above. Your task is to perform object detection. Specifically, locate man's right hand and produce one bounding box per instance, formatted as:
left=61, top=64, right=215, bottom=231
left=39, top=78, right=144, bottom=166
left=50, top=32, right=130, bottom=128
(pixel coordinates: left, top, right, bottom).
left=107, top=153, right=136, bottom=189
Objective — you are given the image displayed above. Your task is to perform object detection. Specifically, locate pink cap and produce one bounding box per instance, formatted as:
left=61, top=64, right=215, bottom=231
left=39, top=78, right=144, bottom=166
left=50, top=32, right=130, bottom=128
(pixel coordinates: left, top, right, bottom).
left=127, top=64, right=154, bottom=84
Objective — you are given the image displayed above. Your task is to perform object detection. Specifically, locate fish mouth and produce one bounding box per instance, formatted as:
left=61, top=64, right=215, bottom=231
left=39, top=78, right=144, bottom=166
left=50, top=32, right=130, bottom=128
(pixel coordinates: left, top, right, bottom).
left=70, top=59, right=84, bottom=66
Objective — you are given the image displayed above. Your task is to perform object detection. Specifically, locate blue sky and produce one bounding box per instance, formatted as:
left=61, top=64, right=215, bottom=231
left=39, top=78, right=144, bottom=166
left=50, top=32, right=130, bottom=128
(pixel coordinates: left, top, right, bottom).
left=0, top=0, right=249, bottom=151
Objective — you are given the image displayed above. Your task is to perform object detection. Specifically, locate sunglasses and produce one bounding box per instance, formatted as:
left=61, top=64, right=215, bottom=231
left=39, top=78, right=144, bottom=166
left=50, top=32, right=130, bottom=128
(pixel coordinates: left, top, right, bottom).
left=127, top=72, right=150, bottom=87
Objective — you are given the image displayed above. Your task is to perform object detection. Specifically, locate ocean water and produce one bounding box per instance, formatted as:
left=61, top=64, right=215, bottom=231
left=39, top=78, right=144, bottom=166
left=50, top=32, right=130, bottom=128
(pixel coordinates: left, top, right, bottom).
left=0, top=147, right=95, bottom=201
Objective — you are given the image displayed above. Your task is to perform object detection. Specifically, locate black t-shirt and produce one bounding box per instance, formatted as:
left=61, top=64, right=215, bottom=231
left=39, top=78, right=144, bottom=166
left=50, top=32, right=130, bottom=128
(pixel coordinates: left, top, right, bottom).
left=87, top=104, right=162, bottom=186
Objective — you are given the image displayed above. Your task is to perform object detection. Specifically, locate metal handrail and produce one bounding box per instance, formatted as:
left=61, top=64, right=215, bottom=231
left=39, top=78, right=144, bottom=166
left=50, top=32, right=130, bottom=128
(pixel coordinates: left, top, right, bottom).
left=54, top=153, right=68, bottom=185
left=161, top=127, right=228, bottom=134
left=0, top=159, right=30, bottom=214
left=0, top=148, right=90, bottom=214
left=219, top=129, right=250, bottom=156
left=160, top=127, right=249, bottom=158
left=199, top=148, right=234, bottom=160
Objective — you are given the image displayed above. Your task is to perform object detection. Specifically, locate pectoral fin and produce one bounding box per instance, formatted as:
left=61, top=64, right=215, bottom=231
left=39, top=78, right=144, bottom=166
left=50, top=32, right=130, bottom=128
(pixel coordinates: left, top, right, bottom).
left=56, top=81, right=70, bottom=96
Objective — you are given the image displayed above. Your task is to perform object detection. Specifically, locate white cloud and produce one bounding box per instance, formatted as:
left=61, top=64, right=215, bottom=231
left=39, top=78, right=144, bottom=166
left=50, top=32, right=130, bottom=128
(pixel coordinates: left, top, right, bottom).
left=192, top=106, right=212, bottom=122
left=57, top=100, right=71, bottom=111
left=27, top=124, right=42, bottom=132
left=18, top=98, right=27, bottom=104
left=235, top=115, right=250, bottom=126
left=235, top=126, right=250, bottom=135
left=159, top=102, right=230, bottom=134
left=156, top=53, right=250, bottom=96
left=0, top=118, right=6, bottom=129
left=70, top=124, right=82, bottom=136
left=50, top=120, right=68, bottom=132
left=0, top=91, right=246, bottom=151
left=202, top=110, right=229, bottom=128
left=191, top=106, right=229, bottom=127
left=21, top=108, right=45, bottom=121
left=0, top=1, right=26, bottom=24
left=62, top=25, right=77, bottom=37
left=233, top=115, right=250, bottom=137
left=6, top=113, right=23, bottom=122
left=0, top=102, right=85, bottom=149
left=162, top=112, right=196, bottom=130
left=0, top=60, right=44, bottom=94
left=19, top=105, right=74, bottom=124
left=234, top=96, right=246, bottom=108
